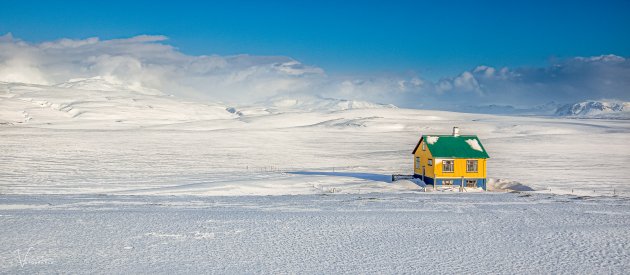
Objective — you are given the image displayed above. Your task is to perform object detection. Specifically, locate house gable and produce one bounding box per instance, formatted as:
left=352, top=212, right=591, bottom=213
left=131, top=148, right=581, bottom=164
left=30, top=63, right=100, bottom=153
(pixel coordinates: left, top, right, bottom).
left=413, top=138, right=435, bottom=178
left=411, top=136, right=426, bottom=154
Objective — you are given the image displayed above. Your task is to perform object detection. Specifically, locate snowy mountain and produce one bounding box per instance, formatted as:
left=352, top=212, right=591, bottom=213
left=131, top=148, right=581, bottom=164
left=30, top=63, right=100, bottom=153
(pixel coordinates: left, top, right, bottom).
left=55, top=76, right=162, bottom=95
left=225, top=95, right=396, bottom=117
left=265, top=96, right=397, bottom=112
left=0, top=81, right=400, bottom=129
left=555, top=100, right=630, bottom=119
left=454, top=100, right=630, bottom=119
left=0, top=81, right=237, bottom=127
left=458, top=102, right=560, bottom=115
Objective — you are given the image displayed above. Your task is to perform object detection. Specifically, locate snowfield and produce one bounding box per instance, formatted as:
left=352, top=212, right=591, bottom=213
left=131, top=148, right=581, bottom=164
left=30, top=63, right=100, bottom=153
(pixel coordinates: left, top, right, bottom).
left=1, top=82, right=629, bottom=196
left=1, top=81, right=630, bottom=273
left=1, top=193, right=629, bottom=273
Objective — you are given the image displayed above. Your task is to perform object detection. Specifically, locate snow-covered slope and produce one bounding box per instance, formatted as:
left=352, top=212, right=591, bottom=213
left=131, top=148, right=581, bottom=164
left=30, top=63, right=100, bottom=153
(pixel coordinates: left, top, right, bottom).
left=0, top=81, right=237, bottom=128
left=55, top=76, right=162, bottom=95
left=266, top=96, right=396, bottom=111
left=555, top=100, right=630, bottom=119
left=1, top=82, right=629, bottom=196
left=459, top=102, right=560, bottom=115
left=225, top=95, right=396, bottom=117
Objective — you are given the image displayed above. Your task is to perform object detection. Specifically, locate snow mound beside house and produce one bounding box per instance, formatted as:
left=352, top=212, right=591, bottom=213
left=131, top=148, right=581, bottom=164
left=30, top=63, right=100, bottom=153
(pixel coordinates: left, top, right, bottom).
left=487, top=178, right=536, bottom=192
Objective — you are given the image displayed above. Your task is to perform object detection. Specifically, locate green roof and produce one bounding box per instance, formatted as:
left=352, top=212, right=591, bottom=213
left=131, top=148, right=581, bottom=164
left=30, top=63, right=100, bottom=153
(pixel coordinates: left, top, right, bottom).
left=412, top=135, right=490, bottom=158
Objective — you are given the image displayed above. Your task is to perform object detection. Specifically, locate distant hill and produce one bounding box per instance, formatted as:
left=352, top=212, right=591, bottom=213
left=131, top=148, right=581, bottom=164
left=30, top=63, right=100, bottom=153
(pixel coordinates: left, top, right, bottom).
left=555, top=100, right=630, bottom=119
left=457, top=102, right=560, bottom=116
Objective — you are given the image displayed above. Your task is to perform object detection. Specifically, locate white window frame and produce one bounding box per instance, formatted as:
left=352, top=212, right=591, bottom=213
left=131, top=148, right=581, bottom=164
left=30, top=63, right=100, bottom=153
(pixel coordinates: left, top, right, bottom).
left=442, top=160, right=454, bottom=173
left=421, top=142, right=425, bottom=151
left=428, top=159, right=433, bottom=166
left=466, top=160, right=478, bottom=173
left=415, top=157, right=420, bottom=169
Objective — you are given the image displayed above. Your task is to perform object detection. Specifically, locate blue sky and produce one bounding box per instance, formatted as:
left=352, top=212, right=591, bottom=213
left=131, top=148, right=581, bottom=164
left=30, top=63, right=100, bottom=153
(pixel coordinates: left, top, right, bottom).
left=2, top=0, right=629, bottom=79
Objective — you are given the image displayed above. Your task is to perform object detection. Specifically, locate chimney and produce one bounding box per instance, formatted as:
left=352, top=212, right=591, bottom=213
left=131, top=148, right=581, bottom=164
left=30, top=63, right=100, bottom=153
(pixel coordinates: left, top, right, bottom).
left=453, top=127, right=460, bottom=137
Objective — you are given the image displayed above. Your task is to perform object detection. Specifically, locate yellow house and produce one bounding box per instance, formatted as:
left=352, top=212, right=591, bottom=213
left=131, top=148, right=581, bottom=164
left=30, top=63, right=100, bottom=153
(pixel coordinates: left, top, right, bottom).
left=411, top=127, right=489, bottom=190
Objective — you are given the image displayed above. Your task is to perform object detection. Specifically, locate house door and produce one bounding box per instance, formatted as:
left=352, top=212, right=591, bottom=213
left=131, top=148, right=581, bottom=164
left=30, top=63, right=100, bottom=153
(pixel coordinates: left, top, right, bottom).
left=422, top=167, right=425, bottom=181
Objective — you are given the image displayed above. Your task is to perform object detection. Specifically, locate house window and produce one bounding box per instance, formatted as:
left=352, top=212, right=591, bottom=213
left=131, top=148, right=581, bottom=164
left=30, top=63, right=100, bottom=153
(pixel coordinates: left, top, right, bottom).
left=415, top=157, right=420, bottom=169
left=422, top=142, right=425, bottom=151
left=466, top=179, right=477, bottom=187
left=428, top=159, right=433, bottom=166
left=442, top=160, right=454, bottom=172
left=466, top=160, right=478, bottom=173
left=442, top=179, right=453, bottom=186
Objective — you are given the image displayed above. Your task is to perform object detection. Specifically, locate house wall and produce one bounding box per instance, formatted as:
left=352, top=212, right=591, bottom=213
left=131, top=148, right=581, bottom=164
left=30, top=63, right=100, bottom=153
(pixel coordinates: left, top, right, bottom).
left=412, top=140, right=435, bottom=178
left=434, top=158, right=486, bottom=178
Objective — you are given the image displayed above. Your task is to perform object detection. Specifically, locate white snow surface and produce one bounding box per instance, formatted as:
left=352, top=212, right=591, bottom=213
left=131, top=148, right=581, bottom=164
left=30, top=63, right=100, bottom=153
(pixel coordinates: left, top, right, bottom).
left=465, top=138, right=483, bottom=151
left=1, top=193, right=630, bottom=273
left=426, top=135, right=439, bottom=145
left=1, top=82, right=630, bottom=273
left=1, top=81, right=630, bottom=196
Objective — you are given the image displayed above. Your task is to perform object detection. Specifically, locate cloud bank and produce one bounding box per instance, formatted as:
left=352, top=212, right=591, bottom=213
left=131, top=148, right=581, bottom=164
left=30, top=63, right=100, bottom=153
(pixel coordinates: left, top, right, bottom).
left=0, top=33, right=628, bottom=109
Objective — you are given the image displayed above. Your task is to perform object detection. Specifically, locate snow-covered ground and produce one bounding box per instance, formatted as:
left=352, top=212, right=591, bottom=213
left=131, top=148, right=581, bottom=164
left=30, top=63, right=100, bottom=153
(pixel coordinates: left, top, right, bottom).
left=1, top=193, right=629, bottom=273
left=1, top=81, right=630, bottom=273
left=1, top=81, right=629, bottom=196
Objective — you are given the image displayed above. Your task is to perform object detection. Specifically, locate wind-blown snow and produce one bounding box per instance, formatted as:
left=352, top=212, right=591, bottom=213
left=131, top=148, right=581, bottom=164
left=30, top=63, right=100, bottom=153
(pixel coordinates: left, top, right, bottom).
left=465, top=138, right=483, bottom=151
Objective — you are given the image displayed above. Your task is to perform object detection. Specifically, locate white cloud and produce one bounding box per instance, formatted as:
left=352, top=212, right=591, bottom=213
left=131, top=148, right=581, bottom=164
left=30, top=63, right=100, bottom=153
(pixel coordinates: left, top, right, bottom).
left=0, top=33, right=628, bottom=109
left=453, top=71, right=481, bottom=93
left=0, top=34, right=331, bottom=103
left=422, top=54, right=630, bottom=108
left=473, top=65, right=496, bottom=78
left=40, top=37, right=100, bottom=49
left=574, top=54, right=625, bottom=63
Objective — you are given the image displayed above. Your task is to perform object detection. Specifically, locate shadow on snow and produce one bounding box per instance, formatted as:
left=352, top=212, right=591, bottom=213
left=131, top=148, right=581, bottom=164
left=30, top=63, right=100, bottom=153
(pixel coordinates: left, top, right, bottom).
left=288, top=171, right=392, bottom=183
